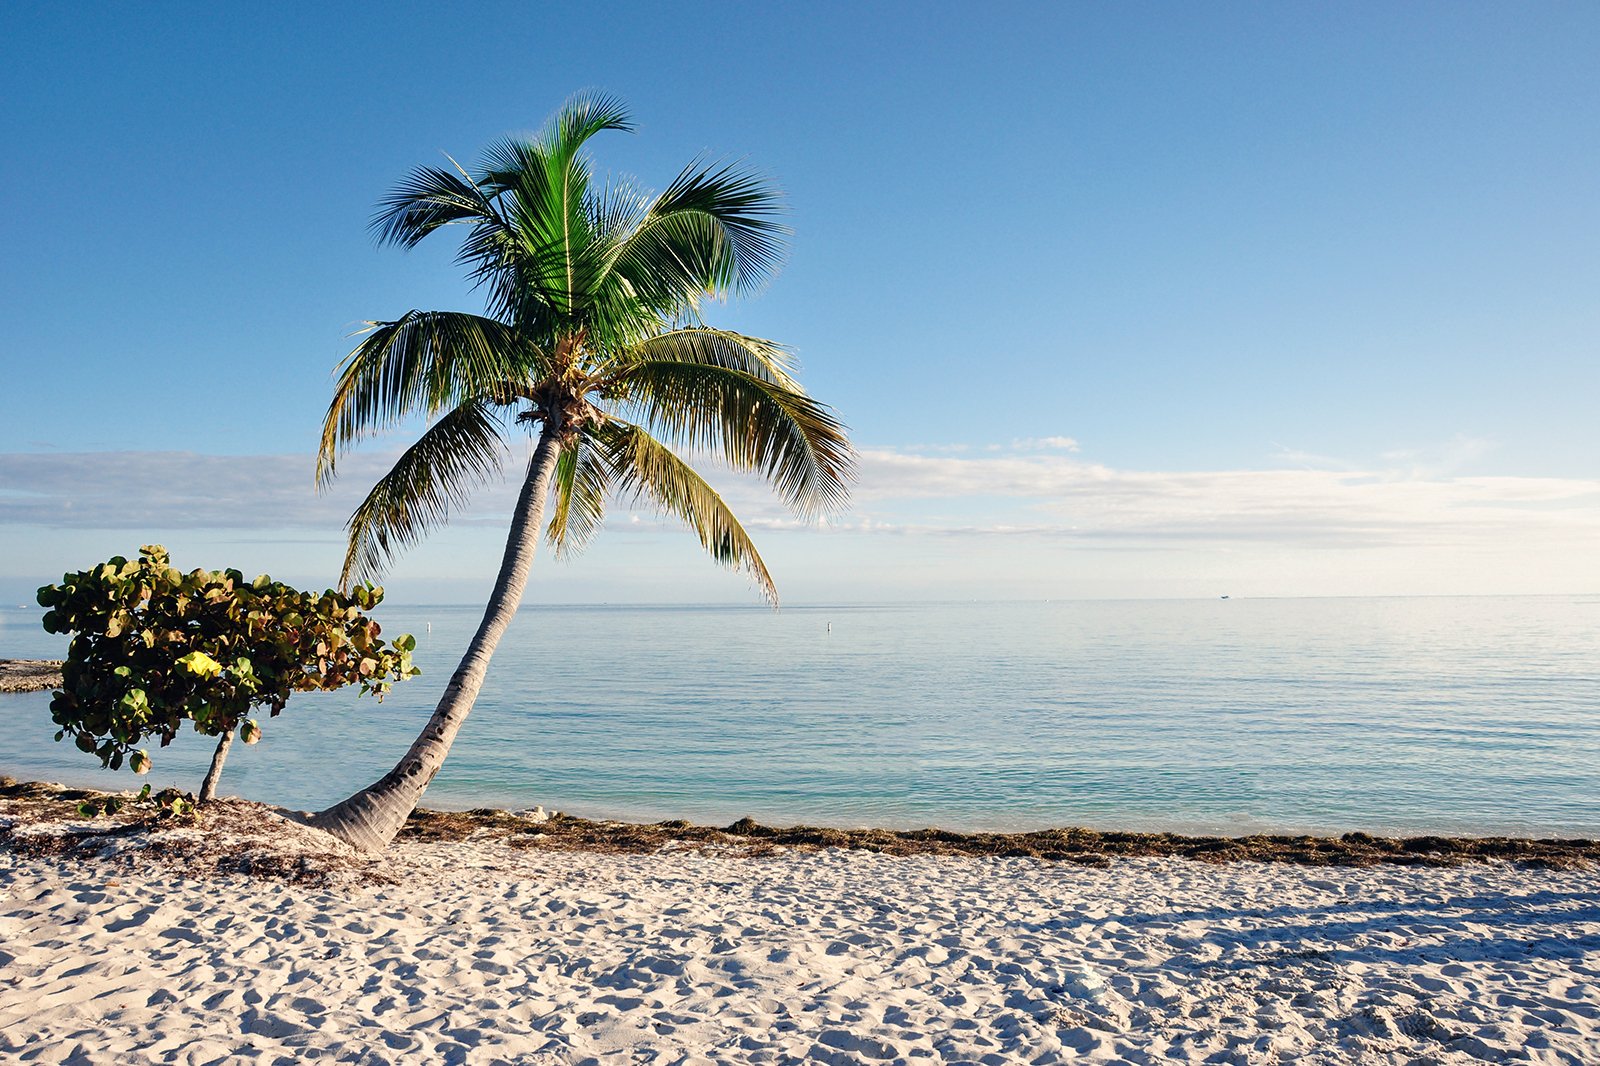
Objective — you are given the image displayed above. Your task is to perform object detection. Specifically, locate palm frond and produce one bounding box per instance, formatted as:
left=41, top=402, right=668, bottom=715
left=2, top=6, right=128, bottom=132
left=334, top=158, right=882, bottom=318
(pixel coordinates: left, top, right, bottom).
left=476, top=95, right=632, bottom=320
left=589, top=176, right=652, bottom=246
left=479, top=138, right=574, bottom=304
left=597, top=421, right=777, bottom=603
left=610, top=361, right=852, bottom=516
left=481, top=93, right=633, bottom=187
left=624, top=327, right=801, bottom=389
left=319, top=311, right=539, bottom=484
left=608, top=160, right=787, bottom=307
left=545, top=438, right=614, bottom=557
left=545, top=92, right=634, bottom=151
left=340, top=400, right=511, bottom=588
left=580, top=179, right=672, bottom=347
left=371, top=163, right=507, bottom=249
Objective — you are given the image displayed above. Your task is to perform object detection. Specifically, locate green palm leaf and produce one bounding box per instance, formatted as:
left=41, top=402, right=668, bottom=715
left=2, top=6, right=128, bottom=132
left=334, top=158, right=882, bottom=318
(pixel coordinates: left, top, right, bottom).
left=340, top=399, right=511, bottom=587
left=597, top=421, right=777, bottom=603
left=319, top=311, right=540, bottom=484
left=479, top=95, right=633, bottom=320
left=372, top=161, right=508, bottom=250
left=626, top=327, right=802, bottom=389
left=545, top=438, right=614, bottom=557
left=482, top=93, right=633, bottom=187
left=610, top=360, right=852, bottom=516
left=608, top=159, right=788, bottom=306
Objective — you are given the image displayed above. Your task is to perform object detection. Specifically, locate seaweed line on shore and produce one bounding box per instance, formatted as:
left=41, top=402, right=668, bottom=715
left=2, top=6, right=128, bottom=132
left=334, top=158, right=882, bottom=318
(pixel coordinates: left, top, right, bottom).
left=1, top=778, right=1593, bottom=888
left=401, top=808, right=1598, bottom=868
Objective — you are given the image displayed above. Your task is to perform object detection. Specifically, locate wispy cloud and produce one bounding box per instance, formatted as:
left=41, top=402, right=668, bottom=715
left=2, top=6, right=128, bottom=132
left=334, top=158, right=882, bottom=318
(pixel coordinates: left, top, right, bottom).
left=1270, top=436, right=1501, bottom=479
left=1268, top=443, right=1358, bottom=471
left=2, top=444, right=1596, bottom=562
left=1378, top=433, right=1497, bottom=479
left=865, top=437, right=1089, bottom=457
left=0, top=450, right=515, bottom=530
left=893, top=442, right=972, bottom=454
left=1012, top=436, right=1081, bottom=452
left=839, top=446, right=1600, bottom=550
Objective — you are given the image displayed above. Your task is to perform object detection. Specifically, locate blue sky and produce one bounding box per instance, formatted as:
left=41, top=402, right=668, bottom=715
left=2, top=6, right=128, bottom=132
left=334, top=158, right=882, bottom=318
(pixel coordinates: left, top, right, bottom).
left=2, top=1, right=1596, bottom=603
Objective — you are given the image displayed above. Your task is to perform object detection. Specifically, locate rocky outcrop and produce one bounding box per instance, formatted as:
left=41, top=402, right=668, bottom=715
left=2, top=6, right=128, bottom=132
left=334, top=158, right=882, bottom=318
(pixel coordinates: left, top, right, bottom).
left=0, top=660, right=64, bottom=694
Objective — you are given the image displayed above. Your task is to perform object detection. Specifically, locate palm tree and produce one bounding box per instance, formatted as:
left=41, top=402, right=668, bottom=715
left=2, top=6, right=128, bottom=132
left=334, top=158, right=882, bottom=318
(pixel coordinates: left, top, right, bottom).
left=307, top=96, right=852, bottom=852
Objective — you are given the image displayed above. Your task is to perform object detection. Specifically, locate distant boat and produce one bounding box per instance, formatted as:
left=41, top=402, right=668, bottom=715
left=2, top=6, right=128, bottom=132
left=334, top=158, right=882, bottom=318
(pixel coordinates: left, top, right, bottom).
left=1220, top=595, right=1230, bottom=600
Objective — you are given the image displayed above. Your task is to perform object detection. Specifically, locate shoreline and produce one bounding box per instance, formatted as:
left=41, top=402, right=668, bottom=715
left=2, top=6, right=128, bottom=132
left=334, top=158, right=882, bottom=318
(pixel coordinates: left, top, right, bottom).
left=3, top=756, right=1594, bottom=844
left=3, top=778, right=1594, bottom=870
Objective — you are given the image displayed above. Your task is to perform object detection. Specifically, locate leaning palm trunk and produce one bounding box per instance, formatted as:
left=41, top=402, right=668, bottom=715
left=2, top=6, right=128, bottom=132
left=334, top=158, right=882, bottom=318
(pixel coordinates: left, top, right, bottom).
left=311, top=432, right=562, bottom=851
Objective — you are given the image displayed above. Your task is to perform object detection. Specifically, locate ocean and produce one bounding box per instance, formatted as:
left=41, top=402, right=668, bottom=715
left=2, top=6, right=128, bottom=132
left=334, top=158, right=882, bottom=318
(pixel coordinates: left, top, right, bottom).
left=1, top=596, right=1596, bottom=838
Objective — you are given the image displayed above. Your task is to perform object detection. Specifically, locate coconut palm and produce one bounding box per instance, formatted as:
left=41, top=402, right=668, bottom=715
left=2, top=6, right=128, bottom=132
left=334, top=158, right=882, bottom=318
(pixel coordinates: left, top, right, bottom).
left=309, top=95, right=852, bottom=851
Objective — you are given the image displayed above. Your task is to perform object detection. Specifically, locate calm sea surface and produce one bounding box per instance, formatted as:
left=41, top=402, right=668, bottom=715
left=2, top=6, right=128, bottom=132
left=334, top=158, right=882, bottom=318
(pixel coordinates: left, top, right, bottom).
left=1, top=597, right=1596, bottom=837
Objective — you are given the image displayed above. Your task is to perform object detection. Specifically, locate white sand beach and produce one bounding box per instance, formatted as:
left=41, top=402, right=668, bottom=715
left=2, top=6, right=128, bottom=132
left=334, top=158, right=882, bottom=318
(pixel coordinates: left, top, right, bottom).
left=2, top=813, right=1597, bottom=1065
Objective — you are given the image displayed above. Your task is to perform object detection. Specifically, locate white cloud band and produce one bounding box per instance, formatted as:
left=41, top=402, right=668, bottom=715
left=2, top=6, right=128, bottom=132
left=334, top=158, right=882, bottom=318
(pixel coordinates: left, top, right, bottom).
left=3, top=446, right=1596, bottom=558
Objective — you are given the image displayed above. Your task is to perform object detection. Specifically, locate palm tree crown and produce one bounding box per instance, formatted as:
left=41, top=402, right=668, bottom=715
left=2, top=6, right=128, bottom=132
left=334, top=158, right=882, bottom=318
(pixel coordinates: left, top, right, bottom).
left=319, top=94, right=852, bottom=600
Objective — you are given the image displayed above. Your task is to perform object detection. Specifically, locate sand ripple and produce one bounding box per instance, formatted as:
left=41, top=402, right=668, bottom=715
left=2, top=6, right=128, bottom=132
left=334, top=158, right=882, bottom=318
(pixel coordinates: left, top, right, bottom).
left=2, top=843, right=1597, bottom=1063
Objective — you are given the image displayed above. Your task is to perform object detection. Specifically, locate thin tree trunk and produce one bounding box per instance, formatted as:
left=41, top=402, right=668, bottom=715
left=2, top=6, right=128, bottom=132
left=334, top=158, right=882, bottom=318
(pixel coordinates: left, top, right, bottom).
left=309, top=429, right=564, bottom=852
left=198, top=729, right=233, bottom=803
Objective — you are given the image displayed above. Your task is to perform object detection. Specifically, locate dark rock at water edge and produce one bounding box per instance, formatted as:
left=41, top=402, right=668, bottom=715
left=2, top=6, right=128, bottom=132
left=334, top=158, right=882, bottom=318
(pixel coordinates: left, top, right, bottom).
left=0, top=660, right=63, bottom=694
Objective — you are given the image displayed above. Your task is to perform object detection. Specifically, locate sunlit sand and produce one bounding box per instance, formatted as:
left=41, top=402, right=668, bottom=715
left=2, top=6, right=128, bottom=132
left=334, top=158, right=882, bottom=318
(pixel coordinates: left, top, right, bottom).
left=2, top=790, right=1595, bottom=1064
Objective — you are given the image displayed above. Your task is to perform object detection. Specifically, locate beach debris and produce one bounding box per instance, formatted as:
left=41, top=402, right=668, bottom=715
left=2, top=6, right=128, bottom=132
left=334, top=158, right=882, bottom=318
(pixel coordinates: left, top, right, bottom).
left=1063, top=964, right=1108, bottom=1000
left=0, top=778, right=387, bottom=886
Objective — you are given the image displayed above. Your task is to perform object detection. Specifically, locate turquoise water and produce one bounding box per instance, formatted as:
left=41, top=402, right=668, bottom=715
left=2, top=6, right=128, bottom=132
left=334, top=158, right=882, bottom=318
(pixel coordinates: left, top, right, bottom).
left=1, top=596, right=1597, bottom=837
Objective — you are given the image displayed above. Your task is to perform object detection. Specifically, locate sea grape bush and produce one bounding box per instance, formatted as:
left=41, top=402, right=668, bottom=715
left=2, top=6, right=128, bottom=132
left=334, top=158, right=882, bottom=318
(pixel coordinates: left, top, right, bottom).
left=37, top=545, right=419, bottom=796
